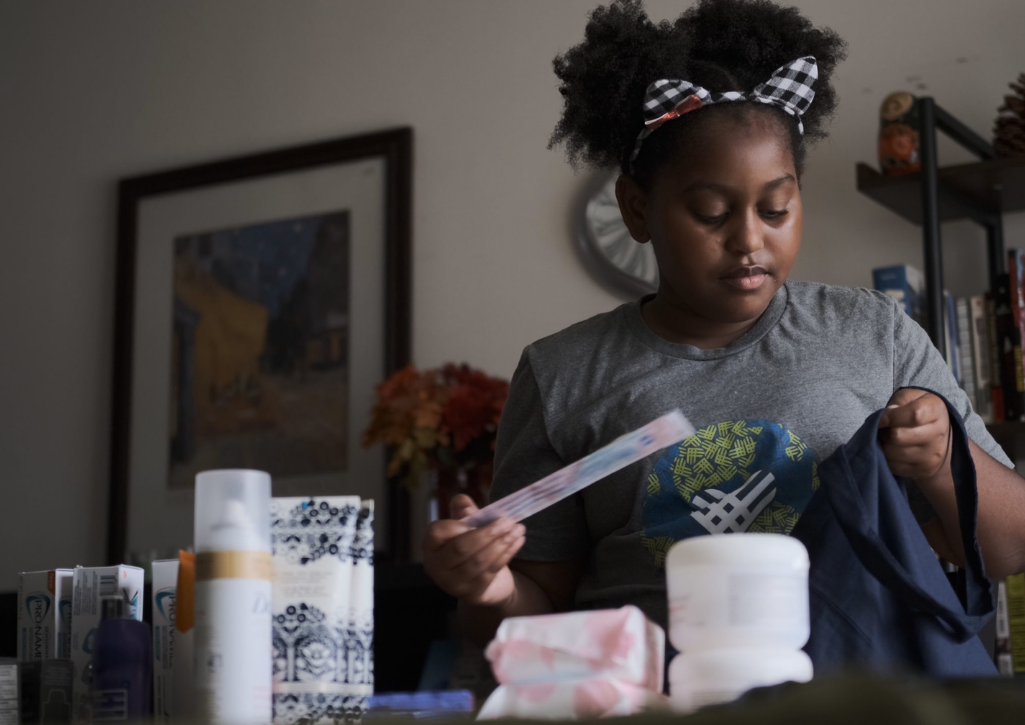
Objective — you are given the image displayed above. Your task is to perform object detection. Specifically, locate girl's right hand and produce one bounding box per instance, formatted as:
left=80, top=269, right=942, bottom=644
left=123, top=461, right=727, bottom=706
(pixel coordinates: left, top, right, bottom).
left=423, top=494, right=526, bottom=606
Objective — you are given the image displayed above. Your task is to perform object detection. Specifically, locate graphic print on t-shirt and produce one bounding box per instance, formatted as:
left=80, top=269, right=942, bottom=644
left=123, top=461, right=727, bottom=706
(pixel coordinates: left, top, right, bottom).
left=641, top=420, right=819, bottom=568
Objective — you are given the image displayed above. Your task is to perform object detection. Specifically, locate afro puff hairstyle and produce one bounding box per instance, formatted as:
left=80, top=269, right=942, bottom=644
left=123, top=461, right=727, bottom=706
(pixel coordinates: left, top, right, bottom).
left=549, top=0, right=847, bottom=186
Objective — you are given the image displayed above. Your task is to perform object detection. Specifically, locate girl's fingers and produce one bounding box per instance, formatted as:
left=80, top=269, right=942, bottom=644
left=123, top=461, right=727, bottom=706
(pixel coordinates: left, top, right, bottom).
left=881, top=442, right=930, bottom=464
left=476, top=535, right=525, bottom=580
left=439, top=518, right=518, bottom=569
left=882, top=420, right=946, bottom=446
left=879, top=393, right=942, bottom=430
left=882, top=442, right=948, bottom=477
left=449, top=494, right=479, bottom=520
left=423, top=519, right=472, bottom=552
left=498, top=534, right=526, bottom=566
left=462, top=538, right=526, bottom=600
left=451, top=529, right=526, bottom=583
left=450, top=536, right=524, bottom=601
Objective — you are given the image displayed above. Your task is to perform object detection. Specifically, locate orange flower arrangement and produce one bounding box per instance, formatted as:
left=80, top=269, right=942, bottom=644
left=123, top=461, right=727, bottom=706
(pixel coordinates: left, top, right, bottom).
left=362, top=363, right=509, bottom=512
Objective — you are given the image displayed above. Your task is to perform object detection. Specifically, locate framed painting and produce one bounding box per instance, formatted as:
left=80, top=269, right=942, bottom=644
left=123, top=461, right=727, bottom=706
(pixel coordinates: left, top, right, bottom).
left=108, top=128, right=412, bottom=564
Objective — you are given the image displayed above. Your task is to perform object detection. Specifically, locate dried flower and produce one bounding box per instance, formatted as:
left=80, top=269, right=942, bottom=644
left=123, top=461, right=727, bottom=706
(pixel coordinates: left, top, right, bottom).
left=362, top=363, right=509, bottom=496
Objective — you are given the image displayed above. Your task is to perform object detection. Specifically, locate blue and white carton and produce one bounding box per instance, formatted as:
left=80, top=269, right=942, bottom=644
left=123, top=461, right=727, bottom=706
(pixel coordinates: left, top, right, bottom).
left=70, top=565, right=144, bottom=723
left=152, top=559, right=179, bottom=724
left=17, top=569, right=74, bottom=661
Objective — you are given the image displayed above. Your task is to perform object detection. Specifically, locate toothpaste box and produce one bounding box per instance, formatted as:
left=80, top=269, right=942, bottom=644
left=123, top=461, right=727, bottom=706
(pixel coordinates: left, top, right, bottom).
left=172, top=552, right=195, bottom=723
left=55, top=571, right=73, bottom=660
left=70, top=565, right=144, bottom=723
left=151, top=560, right=179, bottom=724
left=0, top=659, right=19, bottom=725
left=17, top=570, right=74, bottom=661
left=19, top=659, right=73, bottom=725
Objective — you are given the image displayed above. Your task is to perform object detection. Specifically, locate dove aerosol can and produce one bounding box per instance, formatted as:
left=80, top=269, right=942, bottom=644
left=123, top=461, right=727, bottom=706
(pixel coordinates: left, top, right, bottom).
left=193, top=470, right=273, bottom=725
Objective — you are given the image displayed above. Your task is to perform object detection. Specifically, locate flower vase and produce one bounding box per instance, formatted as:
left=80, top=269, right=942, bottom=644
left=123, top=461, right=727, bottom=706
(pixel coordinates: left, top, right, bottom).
left=437, top=465, right=491, bottom=519
left=409, top=470, right=440, bottom=564
left=408, top=467, right=488, bottom=563
left=433, top=466, right=464, bottom=520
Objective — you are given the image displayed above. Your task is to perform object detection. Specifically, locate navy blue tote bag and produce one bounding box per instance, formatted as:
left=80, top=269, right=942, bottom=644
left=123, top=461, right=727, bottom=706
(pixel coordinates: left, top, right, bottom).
left=792, top=390, right=997, bottom=677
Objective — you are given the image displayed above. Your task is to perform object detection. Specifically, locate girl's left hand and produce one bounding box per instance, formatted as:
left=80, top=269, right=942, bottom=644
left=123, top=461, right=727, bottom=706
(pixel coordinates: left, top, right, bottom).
left=878, top=388, right=953, bottom=482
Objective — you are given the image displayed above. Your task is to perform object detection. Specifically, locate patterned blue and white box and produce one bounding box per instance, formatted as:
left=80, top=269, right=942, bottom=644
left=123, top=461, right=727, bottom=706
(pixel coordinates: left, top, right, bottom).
left=271, top=497, right=374, bottom=725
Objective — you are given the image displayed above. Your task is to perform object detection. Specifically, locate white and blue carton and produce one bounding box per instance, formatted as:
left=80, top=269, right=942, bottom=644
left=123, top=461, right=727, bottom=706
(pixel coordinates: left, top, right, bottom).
left=0, top=658, right=18, bottom=725
left=70, top=565, right=144, bottom=723
left=17, top=570, right=74, bottom=661
left=152, top=560, right=179, bottom=724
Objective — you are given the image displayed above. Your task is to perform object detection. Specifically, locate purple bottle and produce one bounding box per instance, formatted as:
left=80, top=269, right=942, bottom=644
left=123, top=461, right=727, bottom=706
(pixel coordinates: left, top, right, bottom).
left=91, top=597, right=152, bottom=721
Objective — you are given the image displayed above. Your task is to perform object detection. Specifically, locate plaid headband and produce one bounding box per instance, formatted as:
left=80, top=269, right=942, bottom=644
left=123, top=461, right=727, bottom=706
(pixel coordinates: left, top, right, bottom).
left=629, top=56, right=818, bottom=171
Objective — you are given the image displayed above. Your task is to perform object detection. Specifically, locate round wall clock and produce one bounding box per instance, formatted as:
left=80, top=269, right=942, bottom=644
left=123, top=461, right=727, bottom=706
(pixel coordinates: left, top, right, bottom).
left=575, top=172, right=659, bottom=300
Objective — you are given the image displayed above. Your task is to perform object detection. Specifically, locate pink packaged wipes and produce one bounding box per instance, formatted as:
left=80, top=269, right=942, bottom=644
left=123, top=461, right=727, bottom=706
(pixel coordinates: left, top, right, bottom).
left=477, top=676, right=666, bottom=720
left=478, top=606, right=668, bottom=719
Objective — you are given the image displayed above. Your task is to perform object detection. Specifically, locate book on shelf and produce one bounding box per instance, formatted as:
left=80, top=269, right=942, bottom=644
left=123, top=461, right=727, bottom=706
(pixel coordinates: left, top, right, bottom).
left=996, top=579, right=1014, bottom=676
left=986, top=292, right=1006, bottom=423
left=1007, top=573, right=1025, bottom=676
left=873, top=264, right=925, bottom=327
left=994, top=273, right=1025, bottom=421
left=869, top=264, right=1025, bottom=426
left=969, top=296, right=994, bottom=423
left=955, top=298, right=978, bottom=415
left=1011, top=249, right=1025, bottom=412
left=943, top=292, right=961, bottom=386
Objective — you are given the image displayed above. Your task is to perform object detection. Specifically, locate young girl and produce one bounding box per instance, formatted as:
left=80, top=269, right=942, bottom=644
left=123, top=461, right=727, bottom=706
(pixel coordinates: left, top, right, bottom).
left=423, top=0, right=1025, bottom=653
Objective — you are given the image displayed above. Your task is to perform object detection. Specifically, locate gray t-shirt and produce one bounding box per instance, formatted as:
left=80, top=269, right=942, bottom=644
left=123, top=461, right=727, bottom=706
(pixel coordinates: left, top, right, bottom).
left=488, top=281, right=1012, bottom=632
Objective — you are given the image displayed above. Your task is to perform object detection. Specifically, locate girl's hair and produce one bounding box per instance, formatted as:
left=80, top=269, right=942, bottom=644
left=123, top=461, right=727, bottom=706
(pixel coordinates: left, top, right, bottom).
left=549, top=0, right=847, bottom=186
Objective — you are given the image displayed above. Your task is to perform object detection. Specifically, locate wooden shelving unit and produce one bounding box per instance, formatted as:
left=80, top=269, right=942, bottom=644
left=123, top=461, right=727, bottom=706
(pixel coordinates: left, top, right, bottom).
left=856, top=155, right=1025, bottom=225
left=855, top=99, right=1025, bottom=454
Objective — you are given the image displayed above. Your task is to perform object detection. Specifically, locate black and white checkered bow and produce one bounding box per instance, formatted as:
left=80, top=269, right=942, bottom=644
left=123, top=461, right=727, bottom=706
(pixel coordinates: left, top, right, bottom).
left=630, top=56, right=818, bottom=170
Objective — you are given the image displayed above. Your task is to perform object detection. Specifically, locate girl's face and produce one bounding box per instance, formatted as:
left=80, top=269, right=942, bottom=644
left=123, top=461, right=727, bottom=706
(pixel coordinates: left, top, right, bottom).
left=618, top=112, right=803, bottom=329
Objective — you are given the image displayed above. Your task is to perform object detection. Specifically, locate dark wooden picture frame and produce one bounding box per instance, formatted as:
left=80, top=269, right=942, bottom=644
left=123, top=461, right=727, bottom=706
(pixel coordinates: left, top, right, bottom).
left=107, top=127, right=412, bottom=564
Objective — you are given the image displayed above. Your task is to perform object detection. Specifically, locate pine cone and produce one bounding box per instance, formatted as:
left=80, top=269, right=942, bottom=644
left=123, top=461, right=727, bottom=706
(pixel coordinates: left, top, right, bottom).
left=994, top=73, right=1025, bottom=157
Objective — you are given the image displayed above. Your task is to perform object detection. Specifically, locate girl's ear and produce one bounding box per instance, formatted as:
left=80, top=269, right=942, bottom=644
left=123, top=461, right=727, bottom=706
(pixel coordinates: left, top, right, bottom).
left=615, top=174, right=651, bottom=244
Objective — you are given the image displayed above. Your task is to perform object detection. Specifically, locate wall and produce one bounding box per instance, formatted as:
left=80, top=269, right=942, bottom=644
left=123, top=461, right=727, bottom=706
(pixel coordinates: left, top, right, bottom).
left=1, top=0, right=1023, bottom=589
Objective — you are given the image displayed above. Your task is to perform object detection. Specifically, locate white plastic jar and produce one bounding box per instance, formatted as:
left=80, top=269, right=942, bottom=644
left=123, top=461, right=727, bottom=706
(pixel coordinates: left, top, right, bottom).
left=665, top=533, right=810, bottom=652
left=668, top=648, right=813, bottom=714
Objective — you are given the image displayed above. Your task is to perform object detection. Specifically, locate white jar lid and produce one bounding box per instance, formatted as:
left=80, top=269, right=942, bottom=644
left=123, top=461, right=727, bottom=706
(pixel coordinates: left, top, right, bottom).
left=666, top=533, right=809, bottom=571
